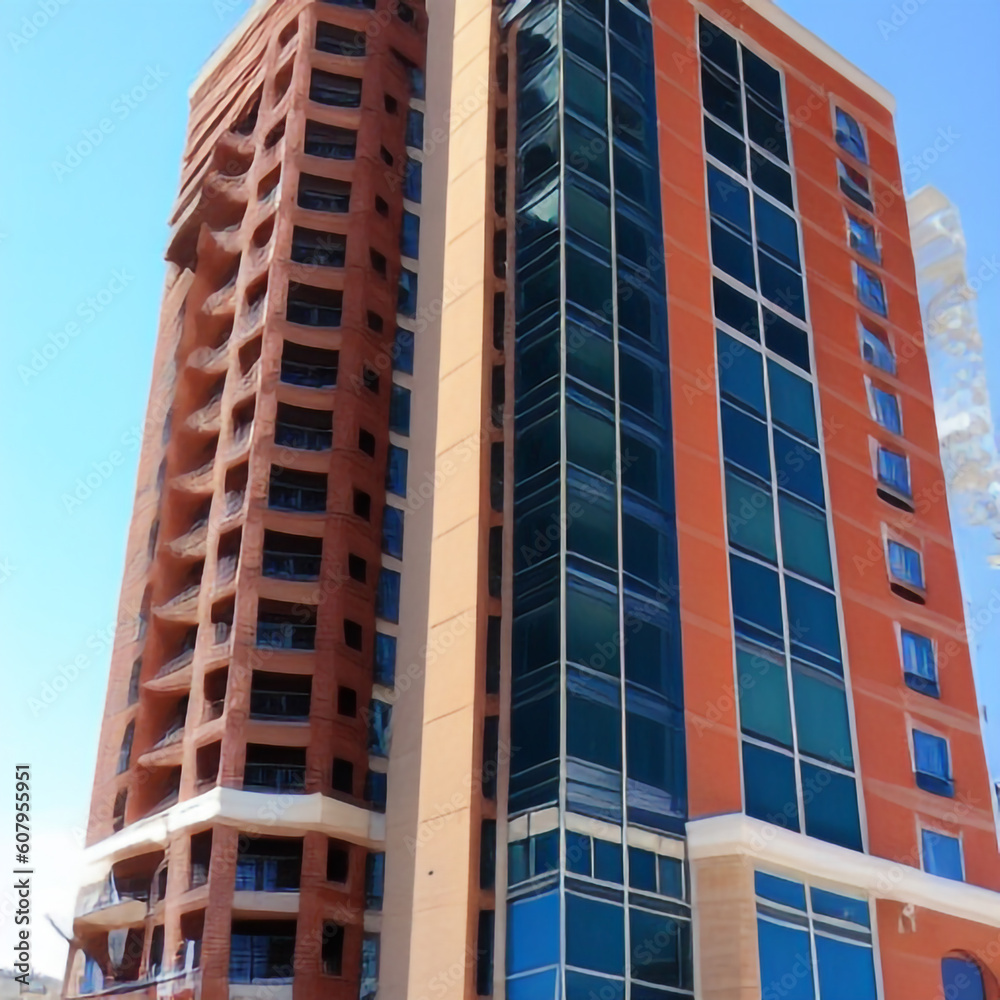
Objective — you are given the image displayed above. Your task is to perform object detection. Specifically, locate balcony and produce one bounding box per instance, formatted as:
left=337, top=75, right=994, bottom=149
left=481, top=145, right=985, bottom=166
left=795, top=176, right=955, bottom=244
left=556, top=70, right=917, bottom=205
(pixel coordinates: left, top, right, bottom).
left=167, top=520, right=209, bottom=559
left=243, top=757, right=307, bottom=794
left=279, top=342, right=338, bottom=389
left=297, top=174, right=351, bottom=214
left=286, top=284, right=342, bottom=328
left=185, top=395, right=223, bottom=435
left=262, top=532, right=322, bottom=581
left=256, top=620, right=316, bottom=652
left=249, top=672, right=312, bottom=721
left=155, top=647, right=195, bottom=680
left=268, top=468, right=327, bottom=513
left=155, top=584, right=201, bottom=622
left=76, top=873, right=150, bottom=927
left=274, top=403, right=333, bottom=452
left=173, top=460, right=215, bottom=494
left=222, top=490, right=246, bottom=520
left=310, top=70, right=362, bottom=108
left=187, top=342, right=229, bottom=375
left=304, top=120, right=357, bottom=160
left=290, top=227, right=346, bottom=268
left=215, top=555, right=239, bottom=587
left=202, top=278, right=238, bottom=317
left=316, top=21, right=366, bottom=57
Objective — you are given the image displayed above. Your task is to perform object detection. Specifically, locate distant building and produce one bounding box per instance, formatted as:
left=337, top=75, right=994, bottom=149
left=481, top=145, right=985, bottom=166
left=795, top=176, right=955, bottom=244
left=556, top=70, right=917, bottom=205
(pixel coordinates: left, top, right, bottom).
left=0, top=970, right=61, bottom=1000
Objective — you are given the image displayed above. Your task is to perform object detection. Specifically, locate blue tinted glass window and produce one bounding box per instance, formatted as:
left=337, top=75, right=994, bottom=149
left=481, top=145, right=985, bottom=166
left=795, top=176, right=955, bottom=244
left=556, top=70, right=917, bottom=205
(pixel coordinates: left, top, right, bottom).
left=914, top=730, right=950, bottom=779
left=773, top=431, right=824, bottom=507
left=860, top=323, right=895, bottom=374
left=810, top=888, right=870, bottom=927
left=784, top=577, right=842, bottom=668
left=374, top=633, right=396, bottom=687
left=902, top=631, right=936, bottom=682
left=849, top=214, right=880, bottom=263
left=738, top=644, right=792, bottom=748
left=565, top=974, right=623, bottom=1000
left=714, top=278, right=760, bottom=340
left=758, top=252, right=805, bottom=319
left=386, top=445, right=408, bottom=495
left=705, top=117, right=747, bottom=174
left=792, top=665, right=853, bottom=768
left=404, top=159, right=422, bottom=202
left=871, top=386, right=901, bottom=433
left=888, top=541, right=924, bottom=589
left=629, top=909, right=688, bottom=988
left=755, top=197, right=800, bottom=268
left=376, top=569, right=401, bottom=623
left=382, top=505, right=404, bottom=559
left=835, top=108, right=867, bottom=163
left=730, top=555, right=783, bottom=641
left=726, top=470, right=776, bottom=562
left=400, top=211, right=420, bottom=258
left=508, top=970, right=559, bottom=1000
left=565, top=832, right=591, bottom=876
left=657, top=856, right=683, bottom=899
left=754, top=871, right=806, bottom=910
left=878, top=447, right=910, bottom=496
left=398, top=268, right=419, bottom=317
left=628, top=848, right=657, bottom=892
left=390, top=384, right=411, bottom=435
left=942, top=958, right=986, bottom=1000
left=593, top=840, right=623, bottom=884
left=565, top=893, right=624, bottom=975
left=743, top=743, right=798, bottom=830
left=778, top=495, right=832, bottom=586
left=368, top=700, right=392, bottom=756
left=855, top=263, right=887, bottom=316
left=763, top=309, right=809, bottom=372
left=507, top=892, right=559, bottom=974
left=800, top=763, right=862, bottom=851
left=708, top=166, right=751, bottom=234
left=717, top=331, right=766, bottom=413
left=393, top=327, right=414, bottom=374
left=721, top=403, right=771, bottom=480
left=711, top=221, right=757, bottom=288
left=533, top=830, right=559, bottom=876
left=815, top=935, right=877, bottom=1000
left=757, top=918, right=814, bottom=1000
left=768, top=361, right=817, bottom=444
left=406, top=109, right=424, bottom=149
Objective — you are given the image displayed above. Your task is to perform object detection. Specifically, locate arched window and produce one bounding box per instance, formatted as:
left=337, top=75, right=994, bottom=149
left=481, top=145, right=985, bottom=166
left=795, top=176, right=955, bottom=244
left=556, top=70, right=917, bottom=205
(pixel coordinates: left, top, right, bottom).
left=117, top=721, right=134, bottom=774
left=943, top=956, right=987, bottom=1000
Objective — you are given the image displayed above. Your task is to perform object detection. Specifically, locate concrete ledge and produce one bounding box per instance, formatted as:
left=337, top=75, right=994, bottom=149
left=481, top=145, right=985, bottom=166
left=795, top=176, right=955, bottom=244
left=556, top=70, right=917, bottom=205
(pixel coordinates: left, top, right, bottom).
left=687, top=813, right=1000, bottom=927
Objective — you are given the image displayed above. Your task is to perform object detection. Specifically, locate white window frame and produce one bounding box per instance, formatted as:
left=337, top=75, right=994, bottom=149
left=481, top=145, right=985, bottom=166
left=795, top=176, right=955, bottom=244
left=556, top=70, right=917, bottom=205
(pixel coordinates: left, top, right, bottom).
left=865, top=376, right=903, bottom=435
left=884, top=534, right=925, bottom=592
left=847, top=210, right=881, bottom=264
left=834, top=105, right=869, bottom=164
left=853, top=261, right=888, bottom=317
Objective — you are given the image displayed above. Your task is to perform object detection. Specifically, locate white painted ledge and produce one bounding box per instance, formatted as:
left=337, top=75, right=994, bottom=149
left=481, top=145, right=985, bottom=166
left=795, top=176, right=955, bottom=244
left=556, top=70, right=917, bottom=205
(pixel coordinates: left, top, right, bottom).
left=687, top=813, right=1000, bottom=928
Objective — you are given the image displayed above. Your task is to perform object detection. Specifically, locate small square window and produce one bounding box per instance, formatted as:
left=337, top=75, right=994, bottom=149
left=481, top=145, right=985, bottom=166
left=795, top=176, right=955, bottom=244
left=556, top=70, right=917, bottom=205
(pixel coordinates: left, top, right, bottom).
left=860, top=322, right=895, bottom=374
left=354, top=489, right=372, bottom=520
left=332, top=758, right=354, bottom=794
left=854, top=262, right=887, bottom=316
left=322, top=922, right=344, bottom=976
left=344, top=619, right=364, bottom=650
left=913, top=730, right=954, bottom=797
left=838, top=160, right=873, bottom=212
left=338, top=687, right=358, bottom=717
left=327, top=842, right=350, bottom=882
left=901, top=629, right=938, bottom=697
left=359, top=428, right=377, bottom=457
left=888, top=539, right=924, bottom=590
left=348, top=554, right=367, bottom=583
left=848, top=214, right=880, bottom=263
left=921, top=829, right=963, bottom=881
left=363, top=368, right=380, bottom=393
left=869, top=383, right=902, bottom=434
left=835, top=108, right=868, bottom=163
left=877, top=446, right=911, bottom=498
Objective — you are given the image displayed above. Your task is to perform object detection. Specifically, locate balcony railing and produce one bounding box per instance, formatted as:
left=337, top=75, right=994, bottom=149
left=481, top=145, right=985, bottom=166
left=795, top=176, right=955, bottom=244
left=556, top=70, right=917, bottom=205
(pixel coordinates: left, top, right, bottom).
left=256, top=622, right=316, bottom=650
left=274, top=424, right=332, bottom=451
left=279, top=360, right=337, bottom=389
left=234, top=857, right=301, bottom=892
left=262, top=552, right=321, bottom=580
left=286, top=301, right=342, bottom=327
left=151, top=722, right=185, bottom=750
left=268, top=485, right=327, bottom=513
left=243, top=764, right=306, bottom=794
left=249, top=691, right=310, bottom=720
left=76, top=875, right=150, bottom=916
left=156, top=648, right=195, bottom=679
left=298, top=190, right=350, bottom=213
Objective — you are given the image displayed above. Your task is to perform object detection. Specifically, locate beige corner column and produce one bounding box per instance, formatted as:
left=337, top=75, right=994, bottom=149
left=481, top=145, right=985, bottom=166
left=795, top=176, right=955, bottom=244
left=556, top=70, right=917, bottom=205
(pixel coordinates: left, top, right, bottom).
left=380, top=0, right=496, bottom=998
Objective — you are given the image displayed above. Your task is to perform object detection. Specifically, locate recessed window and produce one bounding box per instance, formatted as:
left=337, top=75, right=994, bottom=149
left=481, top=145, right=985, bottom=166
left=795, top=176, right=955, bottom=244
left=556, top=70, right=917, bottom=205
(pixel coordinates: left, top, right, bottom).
left=386, top=445, right=408, bottom=496
left=337, top=687, right=358, bottom=717
left=838, top=160, right=873, bottom=212
left=390, top=384, right=411, bottom=435
left=406, top=109, right=424, bottom=149
left=922, top=829, right=963, bottom=881
left=327, top=841, right=350, bottom=882
left=310, top=69, right=362, bottom=108
left=344, top=620, right=363, bottom=651
left=859, top=321, right=895, bottom=374
left=332, top=758, right=354, bottom=794
left=316, top=21, right=365, bottom=57
left=382, top=505, right=404, bottom=559
left=848, top=214, right=880, bottom=263
left=888, top=539, right=924, bottom=591
left=942, top=957, right=986, bottom=1000
left=835, top=108, right=868, bottom=163
left=368, top=700, right=392, bottom=757
left=363, top=367, right=380, bottom=393
left=384, top=94, right=399, bottom=113
left=348, top=554, right=367, bottom=583
left=901, top=630, right=938, bottom=696
left=358, top=428, right=376, bottom=457
left=322, top=922, right=344, bottom=976
left=913, top=729, right=954, bottom=797
left=877, top=446, right=911, bottom=498
left=868, top=382, right=902, bottom=434
left=376, top=569, right=401, bottom=623
left=404, top=159, right=422, bottom=202
left=354, top=489, right=372, bottom=520
left=854, top=262, right=887, bottom=316
left=304, top=121, right=357, bottom=160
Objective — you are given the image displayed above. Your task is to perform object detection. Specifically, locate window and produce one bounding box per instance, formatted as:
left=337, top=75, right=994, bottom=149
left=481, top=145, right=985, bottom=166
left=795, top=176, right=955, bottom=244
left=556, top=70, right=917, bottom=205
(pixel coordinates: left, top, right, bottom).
left=480, top=820, right=497, bottom=890
left=835, top=108, right=867, bottom=163
left=922, top=830, right=963, bottom=881
left=854, top=262, right=887, bottom=316
left=838, top=160, right=873, bottom=212
left=229, top=921, right=296, bottom=983
left=365, top=852, right=385, bottom=909
left=376, top=569, right=401, bottom=623
left=304, top=121, right=357, bottom=160
left=358, top=428, right=376, bottom=457
left=877, top=446, right=910, bottom=498
left=321, top=922, right=344, bottom=976
left=310, top=70, right=362, bottom=107
left=236, top=838, right=302, bottom=891
left=331, top=758, right=354, bottom=795
left=361, top=936, right=379, bottom=1000
left=369, top=700, right=392, bottom=757
left=398, top=268, right=418, bottom=317
left=316, top=21, right=365, bottom=56
left=869, top=383, right=902, bottom=434
left=327, top=841, right=349, bottom=882
left=363, top=367, right=380, bottom=393
left=913, top=729, right=953, bottom=796
left=406, top=109, right=424, bottom=149
left=476, top=910, right=495, bottom=996
left=848, top=214, right=880, bottom=262
left=942, top=957, right=987, bottom=1000
left=127, top=659, right=142, bottom=705
left=374, top=633, right=396, bottom=687
left=860, top=322, right=895, bottom=374
left=389, top=384, right=411, bottom=435
left=386, top=445, right=408, bottom=495
left=888, top=539, right=924, bottom=590
left=404, top=158, right=422, bottom=202
left=382, top=505, right=404, bottom=559
left=393, top=327, right=414, bottom=374
left=901, top=630, right=938, bottom=696
left=344, top=619, right=363, bottom=651
left=756, top=873, right=877, bottom=1000
left=401, top=211, right=420, bottom=258
left=117, top=722, right=134, bottom=774
left=337, top=687, right=357, bottom=717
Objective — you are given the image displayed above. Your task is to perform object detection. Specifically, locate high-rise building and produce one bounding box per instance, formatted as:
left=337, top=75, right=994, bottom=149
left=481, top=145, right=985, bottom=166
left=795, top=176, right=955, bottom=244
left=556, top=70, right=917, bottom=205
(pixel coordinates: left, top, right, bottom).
left=907, top=186, right=1000, bottom=788
left=64, top=2, right=1000, bottom=1000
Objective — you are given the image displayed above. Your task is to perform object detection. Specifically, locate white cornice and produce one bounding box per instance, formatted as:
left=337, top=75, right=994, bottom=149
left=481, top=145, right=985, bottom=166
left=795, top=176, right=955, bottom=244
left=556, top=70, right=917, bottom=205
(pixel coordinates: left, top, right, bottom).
left=688, top=814, right=1000, bottom=927
left=80, top=787, right=384, bottom=881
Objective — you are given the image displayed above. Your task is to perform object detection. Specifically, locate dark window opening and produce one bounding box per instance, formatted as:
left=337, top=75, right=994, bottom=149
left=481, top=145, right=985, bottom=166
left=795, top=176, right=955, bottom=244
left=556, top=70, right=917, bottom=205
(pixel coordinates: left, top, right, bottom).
left=263, top=530, right=322, bottom=581
left=280, top=341, right=338, bottom=388
left=286, top=282, right=343, bottom=327
left=275, top=402, right=333, bottom=451
left=249, top=671, right=311, bottom=720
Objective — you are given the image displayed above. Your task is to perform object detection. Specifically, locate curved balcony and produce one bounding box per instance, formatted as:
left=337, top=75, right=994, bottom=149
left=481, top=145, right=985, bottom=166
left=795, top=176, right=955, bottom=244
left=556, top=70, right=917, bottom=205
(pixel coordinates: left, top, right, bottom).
left=186, top=396, right=223, bottom=435
left=232, top=362, right=260, bottom=402
left=155, top=648, right=195, bottom=681
left=202, top=279, right=238, bottom=318
left=218, top=491, right=246, bottom=531
left=75, top=877, right=149, bottom=929
left=167, top=520, right=209, bottom=559
left=227, top=424, right=254, bottom=462
left=186, top=343, right=229, bottom=375
left=173, top=460, right=215, bottom=494
left=154, top=585, right=201, bottom=623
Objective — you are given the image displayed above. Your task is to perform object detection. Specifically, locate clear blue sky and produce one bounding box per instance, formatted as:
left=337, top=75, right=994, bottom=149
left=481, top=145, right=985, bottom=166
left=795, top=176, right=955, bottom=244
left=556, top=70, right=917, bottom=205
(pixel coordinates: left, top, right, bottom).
left=0, top=0, right=997, bottom=978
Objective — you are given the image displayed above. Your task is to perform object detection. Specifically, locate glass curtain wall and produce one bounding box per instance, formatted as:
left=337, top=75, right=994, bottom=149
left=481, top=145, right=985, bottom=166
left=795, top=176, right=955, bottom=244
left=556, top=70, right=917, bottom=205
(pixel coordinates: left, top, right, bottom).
left=506, top=0, right=691, bottom=997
